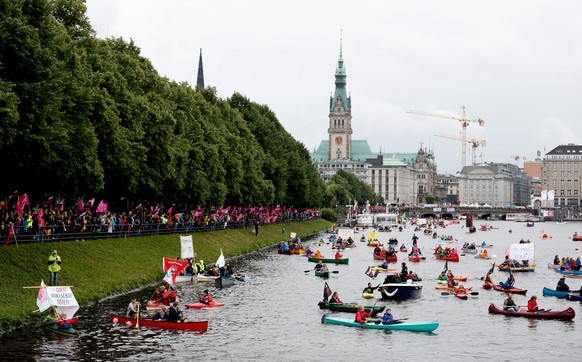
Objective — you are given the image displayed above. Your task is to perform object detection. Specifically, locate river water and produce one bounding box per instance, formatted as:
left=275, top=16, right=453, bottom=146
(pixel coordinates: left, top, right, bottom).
left=2, top=220, right=581, bottom=361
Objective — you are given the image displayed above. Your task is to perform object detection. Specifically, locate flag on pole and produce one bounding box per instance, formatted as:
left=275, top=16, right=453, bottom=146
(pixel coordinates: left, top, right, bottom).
left=323, top=282, right=332, bottom=302
left=5, top=225, right=14, bottom=246
left=36, top=280, right=51, bottom=312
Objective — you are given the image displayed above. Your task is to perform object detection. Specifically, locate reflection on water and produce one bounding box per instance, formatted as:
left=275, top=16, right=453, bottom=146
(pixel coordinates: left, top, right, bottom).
left=2, top=220, right=582, bottom=360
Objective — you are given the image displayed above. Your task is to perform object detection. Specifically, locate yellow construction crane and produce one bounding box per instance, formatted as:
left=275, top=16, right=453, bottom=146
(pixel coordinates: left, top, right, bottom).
left=407, top=106, right=485, bottom=167
left=435, top=134, right=486, bottom=166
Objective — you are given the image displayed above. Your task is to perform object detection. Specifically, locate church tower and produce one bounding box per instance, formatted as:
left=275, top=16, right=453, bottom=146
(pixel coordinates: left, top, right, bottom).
left=196, top=48, right=205, bottom=89
left=328, top=38, right=353, bottom=161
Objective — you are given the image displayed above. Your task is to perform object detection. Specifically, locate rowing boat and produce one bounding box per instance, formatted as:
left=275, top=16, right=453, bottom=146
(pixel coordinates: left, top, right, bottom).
left=42, top=320, right=79, bottom=337
left=317, top=302, right=385, bottom=316
left=111, top=314, right=209, bottom=331
left=487, top=304, right=575, bottom=320
left=307, top=257, right=349, bottom=265
left=184, top=302, right=225, bottom=309
left=321, top=315, right=439, bottom=332
left=315, top=270, right=330, bottom=278
left=542, top=287, right=570, bottom=298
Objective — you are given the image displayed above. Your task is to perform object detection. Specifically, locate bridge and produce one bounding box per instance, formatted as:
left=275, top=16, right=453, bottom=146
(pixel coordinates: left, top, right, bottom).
left=400, top=207, right=538, bottom=221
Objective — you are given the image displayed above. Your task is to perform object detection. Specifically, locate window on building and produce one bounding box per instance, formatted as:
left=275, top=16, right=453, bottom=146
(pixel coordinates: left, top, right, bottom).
left=560, top=190, right=565, bottom=196
left=568, top=180, right=572, bottom=186
left=575, top=190, right=579, bottom=196
left=562, top=163, right=565, bottom=168
left=553, top=162, right=557, bottom=168
left=553, top=180, right=557, bottom=186
left=567, top=190, right=572, bottom=196
left=575, top=171, right=579, bottom=177
left=561, top=171, right=565, bottom=177
left=568, top=163, right=572, bottom=168
left=561, top=179, right=565, bottom=186
left=552, top=171, right=557, bottom=177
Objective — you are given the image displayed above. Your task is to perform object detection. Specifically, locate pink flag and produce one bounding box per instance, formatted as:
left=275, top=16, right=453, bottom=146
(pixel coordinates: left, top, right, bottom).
left=96, top=200, right=108, bottom=213
left=36, top=208, right=44, bottom=225
left=76, top=198, right=84, bottom=211
left=87, top=198, right=95, bottom=208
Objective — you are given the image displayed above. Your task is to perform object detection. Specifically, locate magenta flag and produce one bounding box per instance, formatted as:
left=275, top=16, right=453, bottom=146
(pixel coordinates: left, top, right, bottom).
left=96, top=200, right=108, bottom=213
left=76, top=198, right=84, bottom=211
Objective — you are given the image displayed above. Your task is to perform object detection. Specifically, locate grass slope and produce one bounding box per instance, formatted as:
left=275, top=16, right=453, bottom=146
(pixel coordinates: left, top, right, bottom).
left=0, top=219, right=331, bottom=329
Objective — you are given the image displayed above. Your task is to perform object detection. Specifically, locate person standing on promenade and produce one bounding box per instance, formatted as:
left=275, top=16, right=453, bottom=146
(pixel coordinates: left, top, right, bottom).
left=48, top=250, right=62, bottom=286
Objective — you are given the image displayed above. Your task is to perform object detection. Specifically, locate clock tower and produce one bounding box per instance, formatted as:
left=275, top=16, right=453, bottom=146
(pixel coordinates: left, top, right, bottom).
left=328, top=38, right=352, bottom=160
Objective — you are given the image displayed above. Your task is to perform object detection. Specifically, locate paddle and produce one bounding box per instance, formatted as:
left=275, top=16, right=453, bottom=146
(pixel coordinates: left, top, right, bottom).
left=136, top=302, right=140, bottom=328
left=331, top=271, right=340, bottom=274
left=441, top=291, right=479, bottom=296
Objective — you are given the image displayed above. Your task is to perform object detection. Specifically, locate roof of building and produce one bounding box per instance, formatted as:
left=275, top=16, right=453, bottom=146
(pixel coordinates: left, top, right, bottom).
left=546, top=144, right=582, bottom=155
left=311, top=140, right=421, bottom=167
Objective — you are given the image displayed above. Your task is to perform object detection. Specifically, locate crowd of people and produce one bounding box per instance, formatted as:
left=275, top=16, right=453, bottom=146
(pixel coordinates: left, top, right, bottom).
left=0, top=193, right=320, bottom=244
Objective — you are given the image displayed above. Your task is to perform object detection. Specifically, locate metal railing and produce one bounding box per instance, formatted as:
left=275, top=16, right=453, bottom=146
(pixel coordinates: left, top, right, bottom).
left=3, top=216, right=318, bottom=245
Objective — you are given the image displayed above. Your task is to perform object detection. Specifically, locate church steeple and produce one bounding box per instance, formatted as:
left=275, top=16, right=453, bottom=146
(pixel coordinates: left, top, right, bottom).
left=196, top=48, right=205, bottom=89
left=327, top=36, right=353, bottom=161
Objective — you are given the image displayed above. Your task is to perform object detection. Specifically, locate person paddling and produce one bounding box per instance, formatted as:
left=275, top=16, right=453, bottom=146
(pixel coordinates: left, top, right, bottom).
left=354, top=305, right=371, bottom=324
left=503, top=293, right=519, bottom=311
left=382, top=308, right=394, bottom=324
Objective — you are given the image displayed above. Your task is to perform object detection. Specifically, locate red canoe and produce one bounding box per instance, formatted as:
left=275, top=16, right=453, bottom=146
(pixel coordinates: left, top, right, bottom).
left=488, top=304, right=575, bottom=320
left=492, top=284, right=528, bottom=295
left=435, top=254, right=460, bottom=262
left=110, top=314, right=209, bottom=331
left=373, top=253, right=397, bottom=263
left=184, top=302, right=225, bottom=309
left=482, top=283, right=493, bottom=290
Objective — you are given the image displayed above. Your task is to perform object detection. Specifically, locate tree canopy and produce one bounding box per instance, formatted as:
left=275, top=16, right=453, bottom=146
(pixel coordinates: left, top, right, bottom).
left=0, top=0, right=377, bottom=209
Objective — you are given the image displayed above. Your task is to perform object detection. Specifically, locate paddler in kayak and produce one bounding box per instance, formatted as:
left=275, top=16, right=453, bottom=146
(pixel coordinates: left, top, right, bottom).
left=362, top=282, right=379, bottom=295
left=354, top=305, right=371, bottom=324
left=382, top=308, right=394, bottom=324
left=199, top=289, right=214, bottom=305
left=314, top=250, right=324, bottom=259
left=556, top=277, right=570, bottom=292
left=500, top=273, right=515, bottom=289
left=334, top=250, right=343, bottom=260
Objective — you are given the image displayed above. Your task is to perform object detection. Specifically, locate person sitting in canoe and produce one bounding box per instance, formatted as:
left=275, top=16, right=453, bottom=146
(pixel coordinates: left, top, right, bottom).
left=381, top=308, right=394, bottom=324
left=334, top=251, right=343, bottom=260
left=479, top=249, right=488, bottom=258
left=378, top=260, right=389, bottom=269
left=152, top=306, right=168, bottom=321
left=354, top=305, right=371, bottom=324
left=553, top=255, right=560, bottom=265
left=199, top=289, right=214, bottom=305
left=167, top=302, right=187, bottom=323
left=384, top=273, right=400, bottom=284
left=527, top=295, right=544, bottom=312
left=56, top=312, right=73, bottom=330
left=329, top=291, right=343, bottom=304
left=127, top=297, right=140, bottom=318
left=481, top=241, right=487, bottom=247
left=503, top=293, right=519, bottom=311
left=150, top=287, right=164, bottom=304
left=373, top=245, right=381, bottom=255
left=314, top=250, right=324, bottom=259
left=556, top=277, right=570, bottom=292
left=456, top=284, right=467, bottom=295
left=314, top=261, right=324, bottom=271
left=437, top=271, right=447, bottom=281
left=501, top=274, right=515, bottom=289
left=362, top=282, right=379, bottom=295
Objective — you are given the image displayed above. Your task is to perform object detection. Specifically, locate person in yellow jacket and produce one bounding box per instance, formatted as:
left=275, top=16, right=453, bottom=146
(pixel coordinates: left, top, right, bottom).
left=48, top=250, right=62, bottom=286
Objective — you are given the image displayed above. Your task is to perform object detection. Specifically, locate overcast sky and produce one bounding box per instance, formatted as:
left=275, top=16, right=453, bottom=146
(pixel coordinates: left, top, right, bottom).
left=85, top=1, right=582, bottom=175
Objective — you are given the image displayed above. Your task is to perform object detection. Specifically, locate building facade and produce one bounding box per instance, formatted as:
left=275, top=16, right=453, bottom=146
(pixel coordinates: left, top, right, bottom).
left=435, top=174, right=460, bottom=204
left=459, top=163, right=530, bottom=207
left=541, top=144, right=582, bottom=206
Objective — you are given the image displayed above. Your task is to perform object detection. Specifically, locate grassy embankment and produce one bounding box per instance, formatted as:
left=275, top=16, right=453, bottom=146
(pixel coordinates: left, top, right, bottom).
left=0, top=219, right=332, bottom=329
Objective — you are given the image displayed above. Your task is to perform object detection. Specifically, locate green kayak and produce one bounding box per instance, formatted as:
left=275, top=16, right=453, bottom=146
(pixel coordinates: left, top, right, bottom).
left=318, top=302, right=385, bottom=316
left=308, top=257, right=349, bottom=265
left=321, top=315, right=439, bottom=332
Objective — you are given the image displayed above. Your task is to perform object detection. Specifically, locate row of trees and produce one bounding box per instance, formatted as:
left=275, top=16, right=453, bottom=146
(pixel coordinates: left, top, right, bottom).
left=0, top=0, right=379, bottom=210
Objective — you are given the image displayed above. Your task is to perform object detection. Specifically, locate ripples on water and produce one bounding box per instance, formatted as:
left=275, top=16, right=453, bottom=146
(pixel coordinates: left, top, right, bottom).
left=2, top=221, right=582, bottom=360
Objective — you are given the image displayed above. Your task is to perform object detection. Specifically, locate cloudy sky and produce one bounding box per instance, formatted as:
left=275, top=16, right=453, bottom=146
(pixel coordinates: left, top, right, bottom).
left=85, top=1, right=582, bottom=175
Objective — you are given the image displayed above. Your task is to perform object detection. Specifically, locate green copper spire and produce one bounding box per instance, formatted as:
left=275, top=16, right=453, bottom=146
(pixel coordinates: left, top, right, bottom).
left=330, top=37, right=350, bottom=113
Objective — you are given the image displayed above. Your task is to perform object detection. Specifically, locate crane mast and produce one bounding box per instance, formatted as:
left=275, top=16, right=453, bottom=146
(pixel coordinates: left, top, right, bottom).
left=407, top=106, right=485, bottom=167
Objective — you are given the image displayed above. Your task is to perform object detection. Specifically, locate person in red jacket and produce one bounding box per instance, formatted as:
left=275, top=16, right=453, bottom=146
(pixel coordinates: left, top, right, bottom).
left=335, top=251, right=343, bottom=260
left=329, top=291, right=343, bottom=304
left=527, top=295, right=543, bottom=312
left=354, top=305, right=371, bottom=324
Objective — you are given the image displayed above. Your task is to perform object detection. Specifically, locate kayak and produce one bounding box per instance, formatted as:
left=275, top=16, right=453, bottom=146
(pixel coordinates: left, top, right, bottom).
left=567, top=293, right=582, bottom=301
left=317, top=302, right=385, bottom=316
left=487, top=304, right=575, bottom=320
left=482, top=283, right=493, bottom=290
left=111, top=314, right=209, bottom=331
left=362, top=292, right=375, bottom=299
left=435, top=254, right=459, bottom=262
left=41, top=317, right=79, bottom=338
left=321, top=315, right=439, bottom=332
left=492, top=284, right=528, bottom=295
left=184, top=302, right=225, bottom=309
left=542, top=287, right=570, bottom=298
left=307, top=257, right=349, bottom=265
left=435, top=285, right=473, bottom=291
left=370, top=266, right=397, bottom=272
left=146, top=301, right=171, bottom=311
left=454, top=291, right=468, bottom=300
